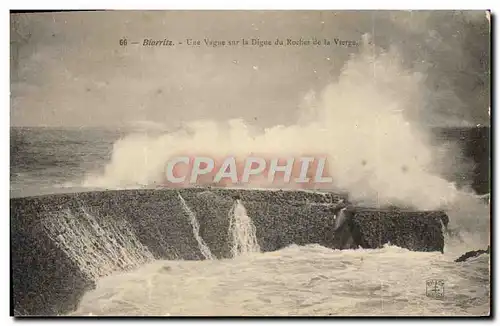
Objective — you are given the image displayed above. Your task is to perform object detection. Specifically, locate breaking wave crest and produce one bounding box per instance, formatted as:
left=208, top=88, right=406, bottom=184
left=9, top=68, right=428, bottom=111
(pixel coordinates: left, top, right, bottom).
left=83, top=38, right=470, bottom=213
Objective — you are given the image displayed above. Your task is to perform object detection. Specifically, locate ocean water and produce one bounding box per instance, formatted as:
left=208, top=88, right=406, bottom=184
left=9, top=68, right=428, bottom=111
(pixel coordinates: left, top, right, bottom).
left=10, top=127, right=491, bottom=316
left=10, top=127, right=121, bottom=197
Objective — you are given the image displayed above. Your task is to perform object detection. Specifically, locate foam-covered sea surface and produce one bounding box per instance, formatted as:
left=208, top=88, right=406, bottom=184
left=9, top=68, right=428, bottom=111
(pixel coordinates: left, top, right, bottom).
left=70, top=243, right=490, bottom=317
left=10, top=127, right=490, bottom=316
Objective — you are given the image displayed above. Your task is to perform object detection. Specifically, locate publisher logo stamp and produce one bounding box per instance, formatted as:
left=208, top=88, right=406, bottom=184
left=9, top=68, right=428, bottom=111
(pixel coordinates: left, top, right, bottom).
left=426, top=279, right=445, bottom=299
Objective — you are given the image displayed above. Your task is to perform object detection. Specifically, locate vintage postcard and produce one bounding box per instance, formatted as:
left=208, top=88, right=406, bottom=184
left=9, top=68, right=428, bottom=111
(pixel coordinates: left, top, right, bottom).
left=10, top=10, right=491, bottom=317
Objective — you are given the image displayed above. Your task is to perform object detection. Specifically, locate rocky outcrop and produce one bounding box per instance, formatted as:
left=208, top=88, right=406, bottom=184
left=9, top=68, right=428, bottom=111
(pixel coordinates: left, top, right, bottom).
left=455, top=246, right=491, bottom=262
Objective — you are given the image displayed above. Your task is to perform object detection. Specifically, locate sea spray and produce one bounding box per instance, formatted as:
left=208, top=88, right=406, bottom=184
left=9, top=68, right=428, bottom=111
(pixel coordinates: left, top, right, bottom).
left=82, top=39, right=461, bottom=211
left=442, top=190, right=491, bottom=251
left=80, top=15, right=491, bottom=236
left=228, top=200, right=261, bottom=257
left=41, top=207, right=154, bottom=281
left=177, top=192, right=215, bottom=260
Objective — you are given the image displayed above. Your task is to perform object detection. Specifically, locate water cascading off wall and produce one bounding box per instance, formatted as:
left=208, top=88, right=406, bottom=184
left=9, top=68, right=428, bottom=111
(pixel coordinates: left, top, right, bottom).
left=178, top=192, right=262, bottom=259
left=228, top=199, right=261, bottom=257
left=177, top=192, right=215, bottom=260
left=41, top=207, right=155, bottom=281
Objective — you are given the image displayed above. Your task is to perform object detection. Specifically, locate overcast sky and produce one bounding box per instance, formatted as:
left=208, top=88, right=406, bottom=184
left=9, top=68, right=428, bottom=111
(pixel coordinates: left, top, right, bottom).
left=10, top=11, right=490, bottom=128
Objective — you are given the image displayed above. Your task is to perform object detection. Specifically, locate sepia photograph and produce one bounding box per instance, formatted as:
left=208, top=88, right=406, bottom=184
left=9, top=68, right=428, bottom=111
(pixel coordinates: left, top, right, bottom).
left=10, top=10, right=491, bottom=317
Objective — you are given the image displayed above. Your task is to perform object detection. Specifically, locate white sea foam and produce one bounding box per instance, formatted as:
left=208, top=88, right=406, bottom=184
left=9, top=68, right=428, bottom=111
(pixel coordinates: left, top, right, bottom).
left=71, top=244, right=490, bottom=316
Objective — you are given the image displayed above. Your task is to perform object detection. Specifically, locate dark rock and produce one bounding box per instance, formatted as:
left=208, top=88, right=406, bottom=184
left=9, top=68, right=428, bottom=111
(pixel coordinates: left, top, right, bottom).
left=433, top=126, right=490, bottom=195
left=10, top=188, right=448, bottom=316
left=455, top=246, right=491, bottom=262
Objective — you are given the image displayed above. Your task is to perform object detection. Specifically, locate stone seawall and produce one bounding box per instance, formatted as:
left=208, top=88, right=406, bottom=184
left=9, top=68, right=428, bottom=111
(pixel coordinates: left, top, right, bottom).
left=10, top=188, right=448, bottom=316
